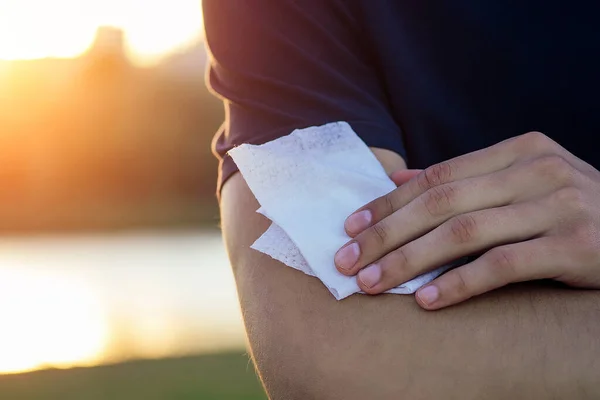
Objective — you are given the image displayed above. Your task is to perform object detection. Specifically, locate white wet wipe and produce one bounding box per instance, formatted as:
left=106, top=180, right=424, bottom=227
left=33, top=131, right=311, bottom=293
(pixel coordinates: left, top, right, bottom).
left=229, top=122, right=451, bottom=300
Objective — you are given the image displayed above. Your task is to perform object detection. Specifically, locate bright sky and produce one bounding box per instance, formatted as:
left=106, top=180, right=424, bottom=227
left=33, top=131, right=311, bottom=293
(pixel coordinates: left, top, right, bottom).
left=0, top=0, right=204, bottom=65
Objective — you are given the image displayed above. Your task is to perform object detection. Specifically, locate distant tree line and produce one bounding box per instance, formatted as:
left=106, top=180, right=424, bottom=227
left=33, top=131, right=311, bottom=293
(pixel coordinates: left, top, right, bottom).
left=0, top=50, right=224, bottom=232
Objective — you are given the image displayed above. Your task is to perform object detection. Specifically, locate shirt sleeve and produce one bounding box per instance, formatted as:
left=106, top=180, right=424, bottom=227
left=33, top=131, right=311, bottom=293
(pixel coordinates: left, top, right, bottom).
left=203, top=0, right=406, bottom=195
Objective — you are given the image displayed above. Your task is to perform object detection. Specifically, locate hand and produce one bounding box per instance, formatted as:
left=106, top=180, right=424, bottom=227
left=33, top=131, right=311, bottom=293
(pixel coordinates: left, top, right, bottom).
left=334, top=132, right=600, bottom=310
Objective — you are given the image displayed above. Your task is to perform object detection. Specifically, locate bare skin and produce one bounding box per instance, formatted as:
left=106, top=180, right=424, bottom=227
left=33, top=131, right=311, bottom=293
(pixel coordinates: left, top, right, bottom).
left=336, top=133, right=600, bottom=310
left=221, top=148, right=600, bottom=400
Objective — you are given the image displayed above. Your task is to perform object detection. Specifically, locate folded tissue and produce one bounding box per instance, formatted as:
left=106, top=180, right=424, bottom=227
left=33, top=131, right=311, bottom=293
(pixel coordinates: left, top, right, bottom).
left=229, top=122, right=451, bottom=300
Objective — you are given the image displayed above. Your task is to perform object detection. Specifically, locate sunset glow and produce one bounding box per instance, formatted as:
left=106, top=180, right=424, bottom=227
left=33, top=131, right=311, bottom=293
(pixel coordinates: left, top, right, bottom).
left=0, top=0, right=241, bottom=378
left=0, top=269, right=108, bottom=374
left=0, top=0, right=204, bottom=65
left=0, top=234, right=245, bottom=376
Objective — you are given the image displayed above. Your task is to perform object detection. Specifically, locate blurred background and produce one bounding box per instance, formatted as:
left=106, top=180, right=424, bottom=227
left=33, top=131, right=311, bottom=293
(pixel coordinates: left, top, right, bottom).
left=0, top=1, right=266, bottom=399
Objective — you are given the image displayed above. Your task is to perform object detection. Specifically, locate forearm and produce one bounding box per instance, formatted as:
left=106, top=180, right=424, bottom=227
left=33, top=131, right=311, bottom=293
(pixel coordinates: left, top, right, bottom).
left=222, top=171, right=600, bottom=400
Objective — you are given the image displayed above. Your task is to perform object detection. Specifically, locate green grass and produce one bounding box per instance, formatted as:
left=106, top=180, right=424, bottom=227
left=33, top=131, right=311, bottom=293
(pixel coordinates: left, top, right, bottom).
left=0, top=352, right=267, bottom=400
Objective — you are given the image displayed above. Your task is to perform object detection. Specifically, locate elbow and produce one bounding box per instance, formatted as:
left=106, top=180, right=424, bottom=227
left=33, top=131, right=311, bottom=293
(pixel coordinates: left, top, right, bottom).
left=235, top=268, right=346, bottom=399
left=250, top=337, right=319, bottom=400
left=245, top=297, right=367, bottom=400
left=252, top=335, right=363, bottom=400
left=244, top=297, right=326, bottom=400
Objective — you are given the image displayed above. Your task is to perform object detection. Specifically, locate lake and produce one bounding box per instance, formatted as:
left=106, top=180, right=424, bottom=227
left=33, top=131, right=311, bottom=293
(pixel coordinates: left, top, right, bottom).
left=0, top=230, right=246, bottom=374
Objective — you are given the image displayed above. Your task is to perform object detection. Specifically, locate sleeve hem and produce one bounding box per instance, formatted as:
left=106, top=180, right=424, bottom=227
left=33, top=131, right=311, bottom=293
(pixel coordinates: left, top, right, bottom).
left=215, top=121, right=406, bottom=201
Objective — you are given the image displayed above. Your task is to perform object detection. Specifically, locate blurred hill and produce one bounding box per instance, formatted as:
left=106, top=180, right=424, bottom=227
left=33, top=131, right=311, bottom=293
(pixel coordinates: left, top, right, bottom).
left=0, top=27, right=224, bottom=233
left=0, top=352, right=267, bottom=400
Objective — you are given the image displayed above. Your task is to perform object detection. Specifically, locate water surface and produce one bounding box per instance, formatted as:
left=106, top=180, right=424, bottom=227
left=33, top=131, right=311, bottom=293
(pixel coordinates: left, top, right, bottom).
left=0, top=230, right=245, bottom=373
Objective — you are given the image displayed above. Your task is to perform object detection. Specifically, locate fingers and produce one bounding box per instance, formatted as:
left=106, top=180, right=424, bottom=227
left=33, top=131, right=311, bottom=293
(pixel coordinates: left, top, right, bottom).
left=337, top=170, right=518, bottom=274
left=345, top=141, right=521, bottom=236
left=343, top=169, right=420, bottom=235
left=341, top=153, right=582, bottom=270
left=345, top=132, right=581, bottom=237
left=343, top=169, right=421, bottom=235
left=354, top=201, right=550, bottom=294
left=415, top=237, right=568, bottom=310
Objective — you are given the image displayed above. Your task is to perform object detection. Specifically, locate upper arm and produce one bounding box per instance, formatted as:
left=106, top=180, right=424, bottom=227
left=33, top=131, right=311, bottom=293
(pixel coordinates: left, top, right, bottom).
left=203, top=0, right=407, bottom=194
left=221, top=166, right=600, bottom=400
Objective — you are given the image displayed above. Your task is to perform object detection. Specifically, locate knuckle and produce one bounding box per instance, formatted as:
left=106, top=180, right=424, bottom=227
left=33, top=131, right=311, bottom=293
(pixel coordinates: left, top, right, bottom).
left=485, top=247, right=518, bottom=282
left=572, top=221, right=598, bottom=248
left=578, top=237, right=600, bottom=267
left=448, top=214, right=479, bottom=244
left=517, top=131, right=554, bottom=154
left=369, top=221, right=390, bottom=246
left=422, top=184, right=456, bottom=217
left=383, top=192, right=396, bottom=216
left=551, top=187, right=587, bottom=214
left=392, top=247, right=413, bottom=272
left=419, top=162, right=454, bottom=191
left=449, top=269, right=470, bottom=298
left=533, top=155, right=574, bottom=185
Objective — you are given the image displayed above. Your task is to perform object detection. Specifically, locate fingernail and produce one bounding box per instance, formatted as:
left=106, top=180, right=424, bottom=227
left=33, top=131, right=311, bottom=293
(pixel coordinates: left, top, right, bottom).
left=418, top=285, right=439, bottom=305
left=345, top=210, right=372, bottom=234
left=358, top=264, right=381, bottom=288
left=335, top=242, right=360, bottom=270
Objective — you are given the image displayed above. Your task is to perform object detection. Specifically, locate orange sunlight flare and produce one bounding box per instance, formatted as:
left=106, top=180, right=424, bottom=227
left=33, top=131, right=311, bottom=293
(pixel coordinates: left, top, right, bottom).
left=0, top=269, right=108, bottom=374
left=0, top=0, right=204, bottom=65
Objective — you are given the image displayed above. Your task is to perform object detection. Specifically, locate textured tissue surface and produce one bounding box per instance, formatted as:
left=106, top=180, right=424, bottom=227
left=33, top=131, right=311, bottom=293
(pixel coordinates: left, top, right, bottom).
left=229, top=122, right=450, bottom=300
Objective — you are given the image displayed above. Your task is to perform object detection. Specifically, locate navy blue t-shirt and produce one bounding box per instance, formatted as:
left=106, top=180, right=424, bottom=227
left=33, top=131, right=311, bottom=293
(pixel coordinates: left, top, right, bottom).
left=204, top=1, right=600, bottom=194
